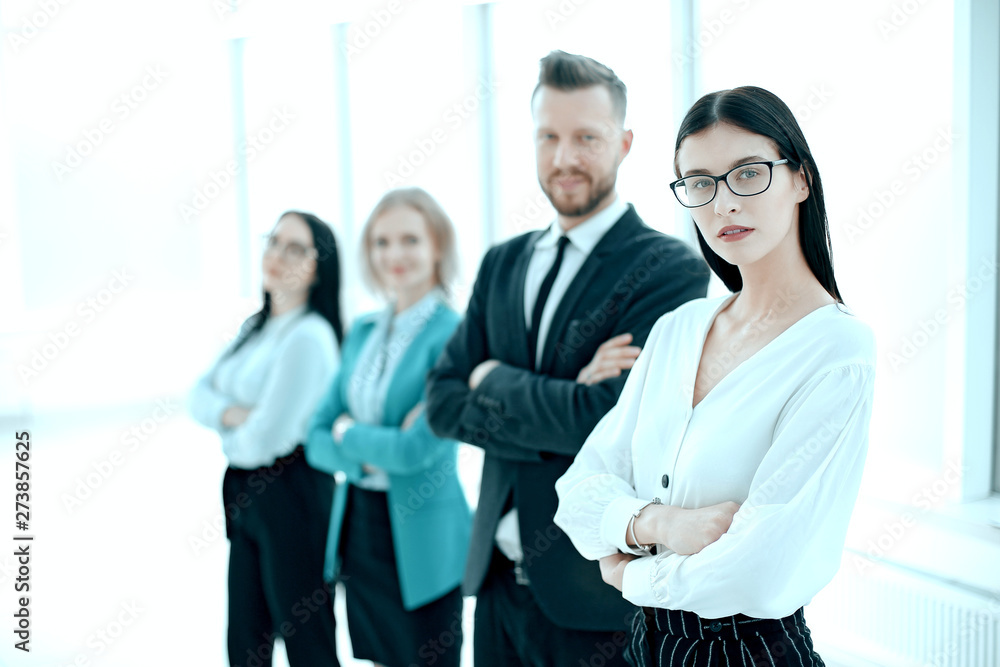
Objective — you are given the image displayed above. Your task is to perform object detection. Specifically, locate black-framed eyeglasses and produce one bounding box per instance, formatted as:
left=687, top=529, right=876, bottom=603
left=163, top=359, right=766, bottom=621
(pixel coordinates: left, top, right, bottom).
left=669, top=159, right=790, bottom=208
left=261, top=233, right=318, bottom=261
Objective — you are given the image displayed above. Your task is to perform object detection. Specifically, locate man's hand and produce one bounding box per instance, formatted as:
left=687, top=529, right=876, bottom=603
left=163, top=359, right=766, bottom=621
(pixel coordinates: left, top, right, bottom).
left=577, top=333, right=641, bottom=385
left=222, top=406, right=251, bottom=428
left=599, top=552, right=638, bottom=591
left=469, top=359, right=501, bottom=390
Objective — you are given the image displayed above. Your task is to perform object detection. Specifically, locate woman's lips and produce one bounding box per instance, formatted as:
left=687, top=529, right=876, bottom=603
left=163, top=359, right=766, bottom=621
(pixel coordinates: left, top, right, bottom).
left=718, top=226, right=754, bottom=242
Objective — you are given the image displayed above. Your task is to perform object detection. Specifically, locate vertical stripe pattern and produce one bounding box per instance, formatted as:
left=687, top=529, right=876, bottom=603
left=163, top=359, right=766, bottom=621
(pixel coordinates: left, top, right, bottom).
left=624, top=607, right=825, bottom=667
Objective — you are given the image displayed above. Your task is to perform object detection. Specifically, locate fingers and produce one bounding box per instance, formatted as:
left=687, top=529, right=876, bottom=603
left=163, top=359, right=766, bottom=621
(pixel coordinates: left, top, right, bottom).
left=579, top=333, right=643, bottom=386
left=581, top=343, right=642, bottom=385
left=586, top=349, right=641, bottom=383
left=591, top=346, right=641, bottom=368
left=598, top=345, right=642, bottom=360
left=597, top=332, right=634, bottom=349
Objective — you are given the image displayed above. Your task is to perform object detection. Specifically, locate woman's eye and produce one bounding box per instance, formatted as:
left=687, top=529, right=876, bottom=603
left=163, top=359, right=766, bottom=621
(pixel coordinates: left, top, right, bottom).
left=403, top=235, right=419, bottom=245
left=691, top=178, right=713, bottom=190
left=736, top=167, right=760, bottom=180
left=374, top=238, right=388, bottom=247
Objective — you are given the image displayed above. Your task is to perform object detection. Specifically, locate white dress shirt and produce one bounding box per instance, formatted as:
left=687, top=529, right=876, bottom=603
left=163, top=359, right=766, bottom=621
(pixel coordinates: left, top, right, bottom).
left=554, top=294, right=876, bottom=619
left=524, top=197, right=628, bottom=369
left=189, top=305, right=339, bottom=469
left=496, top=197, right=628, bottom=562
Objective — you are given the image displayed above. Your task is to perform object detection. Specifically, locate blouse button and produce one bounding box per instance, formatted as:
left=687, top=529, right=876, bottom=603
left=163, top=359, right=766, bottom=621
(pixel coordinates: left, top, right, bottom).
left=661, top=474, right=670, bottom=488
left=709, top=621, right=723, bottom=632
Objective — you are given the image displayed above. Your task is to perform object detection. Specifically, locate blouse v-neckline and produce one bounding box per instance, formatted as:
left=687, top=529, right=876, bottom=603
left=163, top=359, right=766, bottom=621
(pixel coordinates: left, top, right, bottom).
left=690, top=294, right=842, bottom=410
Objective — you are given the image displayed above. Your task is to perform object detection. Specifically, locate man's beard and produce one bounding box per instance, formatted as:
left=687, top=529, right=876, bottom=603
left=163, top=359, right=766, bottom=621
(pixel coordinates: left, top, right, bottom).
left=541, top=169, right=617, bottom=218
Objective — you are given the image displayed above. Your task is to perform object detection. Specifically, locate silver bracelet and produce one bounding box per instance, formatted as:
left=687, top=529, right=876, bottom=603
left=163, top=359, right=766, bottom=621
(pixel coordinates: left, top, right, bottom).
left=628, top=497, right=661, bottom=553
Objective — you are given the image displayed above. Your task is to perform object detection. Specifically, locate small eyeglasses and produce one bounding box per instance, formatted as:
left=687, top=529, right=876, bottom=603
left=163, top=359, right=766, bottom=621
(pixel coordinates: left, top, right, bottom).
left=669, top=159, right=790, bottom=208
left=262, top=234, right=318, bottom=261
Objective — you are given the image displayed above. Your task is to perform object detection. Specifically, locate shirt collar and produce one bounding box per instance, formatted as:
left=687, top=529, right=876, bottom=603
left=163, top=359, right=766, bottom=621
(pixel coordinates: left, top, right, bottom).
left=263, top=303, right=308, bottom=333
left=384, top=286, right=444, bottom=335
left=535, top=197, right=628, bottom=255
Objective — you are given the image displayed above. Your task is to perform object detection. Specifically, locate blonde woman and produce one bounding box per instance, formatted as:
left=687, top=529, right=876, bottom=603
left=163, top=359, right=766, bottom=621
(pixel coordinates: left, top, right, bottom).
left=306, top=187, right=469, bottom=667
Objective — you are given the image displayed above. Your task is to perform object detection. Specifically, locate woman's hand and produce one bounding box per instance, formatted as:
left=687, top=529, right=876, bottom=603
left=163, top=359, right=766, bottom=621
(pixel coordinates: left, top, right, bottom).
left=577, top=333, right=641, bottom=385
left=657, top=502, right=740, bottom=555
left=599, top=552, right=638, bottom=591
left=221, top=406, right=251, bottom=428
left=401, top=403, right=424, bottom=430
left=331, top=414, right=355, bottom=445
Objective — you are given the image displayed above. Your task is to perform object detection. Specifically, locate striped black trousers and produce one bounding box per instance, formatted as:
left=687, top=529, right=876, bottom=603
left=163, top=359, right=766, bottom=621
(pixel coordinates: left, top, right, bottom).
left=625, top=606, right=825, bottom=667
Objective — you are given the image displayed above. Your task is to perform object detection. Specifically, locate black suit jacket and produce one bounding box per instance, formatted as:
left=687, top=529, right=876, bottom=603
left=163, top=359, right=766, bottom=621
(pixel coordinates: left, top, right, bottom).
left=426, top=205, right=710, bottom=631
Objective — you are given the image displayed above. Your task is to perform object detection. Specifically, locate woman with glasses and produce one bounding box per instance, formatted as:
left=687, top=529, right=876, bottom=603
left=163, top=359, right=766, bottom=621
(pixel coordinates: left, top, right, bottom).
left=189, top=211, right=344, bottom=666
left=554, top=86, right=875, bottom=666
left=306, top=187, right=470, bottom=667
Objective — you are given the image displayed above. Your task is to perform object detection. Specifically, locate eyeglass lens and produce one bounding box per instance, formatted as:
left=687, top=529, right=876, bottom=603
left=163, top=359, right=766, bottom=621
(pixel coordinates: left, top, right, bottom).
left=673, top=162, right=774, bottom=208
left=263, top=234, right=312, bottom=260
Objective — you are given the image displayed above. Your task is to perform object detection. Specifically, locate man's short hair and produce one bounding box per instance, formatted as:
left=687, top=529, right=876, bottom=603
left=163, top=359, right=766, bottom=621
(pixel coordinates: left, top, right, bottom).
left=532, top=50, right=627, bottom=125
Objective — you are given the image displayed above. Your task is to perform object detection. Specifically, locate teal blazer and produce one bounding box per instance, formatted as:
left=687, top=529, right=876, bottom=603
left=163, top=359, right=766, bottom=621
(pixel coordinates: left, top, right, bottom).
left=305, top=303, right=471, bottom=610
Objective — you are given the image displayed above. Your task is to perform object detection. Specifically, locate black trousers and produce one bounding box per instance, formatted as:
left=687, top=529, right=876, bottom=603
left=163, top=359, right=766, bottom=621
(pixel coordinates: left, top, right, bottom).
left=626, top=606, right=825, bottom=667
left=474, top=549, right=631, bottom=667
left=222, top=447, right=340, bottom=667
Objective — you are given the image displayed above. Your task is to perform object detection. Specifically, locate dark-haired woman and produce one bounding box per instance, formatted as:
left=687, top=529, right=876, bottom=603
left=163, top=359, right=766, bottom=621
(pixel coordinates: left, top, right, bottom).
left=555, top=87, right=875, bottom=667
left=190, top=211, right=344, bottom=667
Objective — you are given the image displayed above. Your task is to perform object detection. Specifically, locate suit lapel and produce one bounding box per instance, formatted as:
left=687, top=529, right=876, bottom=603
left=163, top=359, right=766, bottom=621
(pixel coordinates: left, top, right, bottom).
left=508, top=230, right=544, bottom=369
left=380, top=304, right=443, bottom=424
left=538, top=207, right=642, bottom=373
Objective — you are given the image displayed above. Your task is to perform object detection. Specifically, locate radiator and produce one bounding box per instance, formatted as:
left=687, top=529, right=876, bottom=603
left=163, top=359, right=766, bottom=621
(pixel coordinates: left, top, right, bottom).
left=807, top=555, right=1000, bottom=667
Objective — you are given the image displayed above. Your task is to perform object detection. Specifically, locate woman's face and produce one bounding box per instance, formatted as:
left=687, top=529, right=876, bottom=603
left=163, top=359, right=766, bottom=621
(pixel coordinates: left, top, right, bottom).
left=368, top=205, right=438, bottom=299
left=261, top=213, right=317, bottom=299
left=675, top=123, right=809, bottom=270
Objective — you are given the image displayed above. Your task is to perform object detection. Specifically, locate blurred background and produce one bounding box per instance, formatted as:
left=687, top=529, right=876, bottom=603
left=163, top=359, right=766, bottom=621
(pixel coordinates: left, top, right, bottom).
left=0, top=0, right=997, bottom=665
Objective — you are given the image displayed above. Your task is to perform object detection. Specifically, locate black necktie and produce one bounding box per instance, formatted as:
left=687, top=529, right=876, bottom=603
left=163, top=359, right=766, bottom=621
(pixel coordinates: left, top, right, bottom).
left=528, top=235, right=570, bottom=370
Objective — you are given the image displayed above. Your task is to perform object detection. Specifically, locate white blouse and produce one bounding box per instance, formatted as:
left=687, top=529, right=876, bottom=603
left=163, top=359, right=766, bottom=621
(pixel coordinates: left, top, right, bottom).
left=189, top=306, right=339, bottom=469
left=346, top=287, right=445, bottom=490
left=554, top=294, right=876, bottom=620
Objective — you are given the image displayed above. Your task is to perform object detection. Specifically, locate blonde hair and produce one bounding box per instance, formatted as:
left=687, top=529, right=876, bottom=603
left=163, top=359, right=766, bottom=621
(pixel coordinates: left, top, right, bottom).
left=359, top=187, right=459, bottom=299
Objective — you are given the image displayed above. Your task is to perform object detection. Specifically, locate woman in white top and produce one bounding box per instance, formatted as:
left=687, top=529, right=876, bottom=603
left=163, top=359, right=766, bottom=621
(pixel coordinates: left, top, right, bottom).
left=189, top=211, right=344, bottom=667
left=554, top=87, right=876, bottom=667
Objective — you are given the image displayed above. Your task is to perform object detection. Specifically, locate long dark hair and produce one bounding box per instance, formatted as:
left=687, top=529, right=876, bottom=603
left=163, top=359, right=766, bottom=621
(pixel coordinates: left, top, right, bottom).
left=227, top=211, right=344, bottom=356
left=674, top=86, right=842, bottom=302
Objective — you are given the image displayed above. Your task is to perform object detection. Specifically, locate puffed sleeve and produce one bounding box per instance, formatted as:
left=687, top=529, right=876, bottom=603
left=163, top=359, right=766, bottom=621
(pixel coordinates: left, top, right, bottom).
left=621, top=362, right=875, bottom=619
left=554, top=315, right=669, bottom=559
left=222, top=323, right=338, bottom=469
left=188, top=363, right=231, bottom=433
